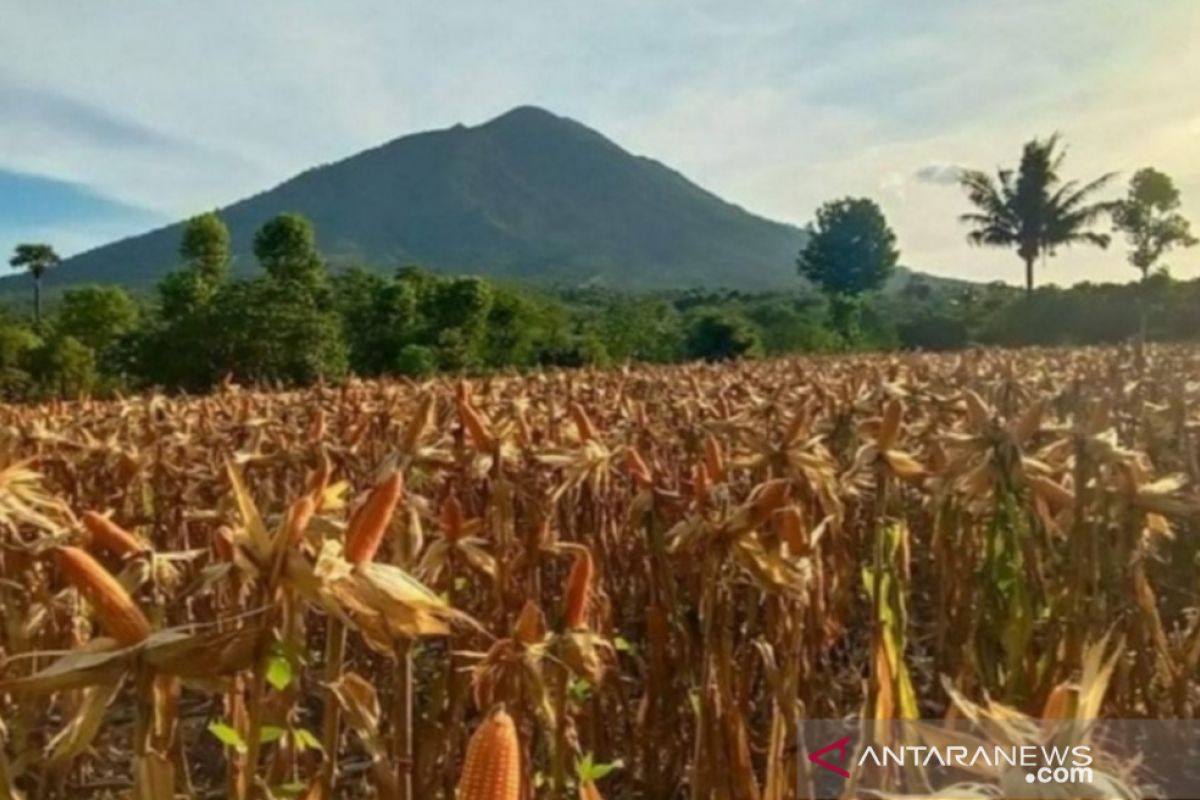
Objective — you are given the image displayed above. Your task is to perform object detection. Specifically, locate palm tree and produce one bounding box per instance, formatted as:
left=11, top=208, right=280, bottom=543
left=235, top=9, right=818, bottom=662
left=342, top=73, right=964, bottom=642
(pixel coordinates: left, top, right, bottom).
left=8, top=243, right=60, bottom=327
left=958, top=134, right=1115, bottom=294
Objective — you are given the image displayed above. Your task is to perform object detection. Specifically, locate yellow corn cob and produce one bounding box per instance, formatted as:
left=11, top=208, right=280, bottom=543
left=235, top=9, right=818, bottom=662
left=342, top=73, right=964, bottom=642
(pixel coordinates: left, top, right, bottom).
left=81, top=511, right=144, bottom=558
left=345, top=471, right=404, bottom=565
left=55, top=546, right=151, bottom=646
left=458, top=707, right=521, bottom=800
left=626, top=447, right=653, bottom=488
left=563, top=547, right=594, bottom=630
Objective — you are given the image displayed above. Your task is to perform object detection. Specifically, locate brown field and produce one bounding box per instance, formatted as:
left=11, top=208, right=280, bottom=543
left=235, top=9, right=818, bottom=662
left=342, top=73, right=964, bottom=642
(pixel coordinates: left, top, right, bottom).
left=1, top=346, right=1199, bottom=799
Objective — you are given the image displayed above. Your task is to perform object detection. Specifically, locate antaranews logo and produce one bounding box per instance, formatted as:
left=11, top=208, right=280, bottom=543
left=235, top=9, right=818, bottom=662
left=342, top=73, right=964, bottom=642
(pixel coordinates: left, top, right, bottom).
left=800, top=721, right=1120, bottom=800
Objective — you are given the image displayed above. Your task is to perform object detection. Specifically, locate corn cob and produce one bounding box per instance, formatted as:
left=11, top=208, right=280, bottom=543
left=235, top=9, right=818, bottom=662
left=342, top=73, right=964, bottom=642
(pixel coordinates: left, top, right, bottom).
left=458, top=400, right=496, bottom=453
left=458, top=707, right=521, bottom=800
left=81, top=511, right=144, bottom=558
left=440, top=494, right=465, bottom=542
left=55, top=546, right=151, bottom=646
left=401, top=392, right=437, bottom=455
left=626, top=447, right=653, bottom=488
left=779, top=506, right=807, bottom=555
left=345, top=471, right=404, bottom=565
left=563, top=547, right=594, bottom=630
left=703, top=436, right=726, bottom=482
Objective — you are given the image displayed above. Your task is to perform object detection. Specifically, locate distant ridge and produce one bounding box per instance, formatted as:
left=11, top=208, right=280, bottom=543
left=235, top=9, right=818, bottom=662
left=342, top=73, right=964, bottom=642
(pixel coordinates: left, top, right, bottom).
left=12, top=106, right=955, bottom=293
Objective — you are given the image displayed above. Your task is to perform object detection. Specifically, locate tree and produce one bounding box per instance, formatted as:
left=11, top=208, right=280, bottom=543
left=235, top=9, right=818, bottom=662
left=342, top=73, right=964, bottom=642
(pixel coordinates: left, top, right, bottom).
left=56, top=286, right=140, bottom=355
left=959, top=134, right=1114, bottom=295
left=425, top=277, right=493, bottom=370
left=334, top=268, right=421, bottom=376
left=31, top=335, right=97, bottom=398
left=8, top=243, right=60, bottom=327
left=798, top=198, right=899, bottom=339
left=253, top=213, right=325, bottom=285
left=0, top=316, right=40, bottom=399
left=394, top=344, right=436, bottom=377
left=743, top=297, right=838, bottom=354
left=684, top=308, right=762, bottom=362
left=1111, top=168, right=1197, bottom=280
left=207, top=279, right=348, bottom=386
left=180, top=212, right=231, bottom=283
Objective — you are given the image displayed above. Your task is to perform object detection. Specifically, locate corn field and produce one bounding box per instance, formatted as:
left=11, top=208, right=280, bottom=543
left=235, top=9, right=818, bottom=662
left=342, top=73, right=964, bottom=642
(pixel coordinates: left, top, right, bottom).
left=1, top=346, right=1199, bottom=800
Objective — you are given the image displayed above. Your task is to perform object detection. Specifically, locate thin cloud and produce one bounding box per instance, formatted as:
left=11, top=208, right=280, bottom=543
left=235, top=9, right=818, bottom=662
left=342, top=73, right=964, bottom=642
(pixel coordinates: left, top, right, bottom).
left=0, top=82, right=184, bottom=153
left=914, top=163, right=965, bottom=186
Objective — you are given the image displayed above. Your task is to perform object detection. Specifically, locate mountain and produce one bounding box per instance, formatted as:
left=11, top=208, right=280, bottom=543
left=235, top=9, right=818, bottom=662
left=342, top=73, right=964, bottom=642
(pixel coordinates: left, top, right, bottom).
left=8, top=106, right=955, bottom=293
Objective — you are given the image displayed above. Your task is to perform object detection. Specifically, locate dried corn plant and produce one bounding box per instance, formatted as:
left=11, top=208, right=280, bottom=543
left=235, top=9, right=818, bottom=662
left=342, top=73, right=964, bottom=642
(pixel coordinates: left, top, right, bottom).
left=0, top=346, right=1198, bottom=799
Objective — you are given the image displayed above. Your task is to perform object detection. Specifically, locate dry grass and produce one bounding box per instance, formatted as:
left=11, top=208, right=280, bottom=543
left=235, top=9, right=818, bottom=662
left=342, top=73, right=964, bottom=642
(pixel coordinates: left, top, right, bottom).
left=0, top=345, right=1198, bottom=799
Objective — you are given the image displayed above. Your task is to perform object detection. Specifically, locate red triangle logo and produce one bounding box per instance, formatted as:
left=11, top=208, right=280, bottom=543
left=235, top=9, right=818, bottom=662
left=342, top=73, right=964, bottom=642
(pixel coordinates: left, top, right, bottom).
left=809, top=735, right=852, bottom=779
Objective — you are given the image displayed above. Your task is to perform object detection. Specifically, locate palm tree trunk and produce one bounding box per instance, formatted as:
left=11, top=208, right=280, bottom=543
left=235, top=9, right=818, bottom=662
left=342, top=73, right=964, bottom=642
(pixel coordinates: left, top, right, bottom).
left=1023, top=255, right=1035, bottom=296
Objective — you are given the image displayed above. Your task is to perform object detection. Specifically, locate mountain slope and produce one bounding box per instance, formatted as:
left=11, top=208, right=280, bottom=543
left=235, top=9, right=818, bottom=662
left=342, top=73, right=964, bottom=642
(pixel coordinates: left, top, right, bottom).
left=15, top=107, right=960, bottom=293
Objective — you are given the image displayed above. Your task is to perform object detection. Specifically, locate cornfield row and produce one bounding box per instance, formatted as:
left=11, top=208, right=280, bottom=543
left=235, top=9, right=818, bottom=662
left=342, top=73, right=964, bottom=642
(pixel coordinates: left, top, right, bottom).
left=0, top=346, right=1198, bottom=799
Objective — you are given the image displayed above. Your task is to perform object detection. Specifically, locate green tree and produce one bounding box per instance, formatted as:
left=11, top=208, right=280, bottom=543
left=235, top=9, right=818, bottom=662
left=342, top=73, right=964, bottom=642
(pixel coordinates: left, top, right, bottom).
left=479, top=288, right=542, bottom=369
left=742, top=297, right=837, bottom=354
left=0, top=317, right=40, bottom=399
left=158, top=214, right=233, bottom=320
left=1111, top=168, right=1197, bottom=280
left=598, top=298, right=684, bottom=362
left=334, top=268, right=422, bottom=375
left=253, top=213, right=325, bottom=285
left=8, top=243, right=60, bottom=328
left=425, top=277, right=493, bottom=370
left=394, top=344, right=436, bottom=377
left=31, top=335, right=97, bottom=398
left=684, top=308, right=762, bottom=362
left=56, top=286, right=141, bottom=355
left=208, top=279, right=348, bottom=386
left=797, top=197, right=899, bottom=339
left=180, top=212, right=232, bottom=282
left=959, top=134, right=1114, bottom=294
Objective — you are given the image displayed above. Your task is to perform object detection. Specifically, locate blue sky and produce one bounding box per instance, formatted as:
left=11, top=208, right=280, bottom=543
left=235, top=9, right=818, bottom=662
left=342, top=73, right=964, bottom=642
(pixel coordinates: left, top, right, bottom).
left=2, top=0, right=1197, bottom=284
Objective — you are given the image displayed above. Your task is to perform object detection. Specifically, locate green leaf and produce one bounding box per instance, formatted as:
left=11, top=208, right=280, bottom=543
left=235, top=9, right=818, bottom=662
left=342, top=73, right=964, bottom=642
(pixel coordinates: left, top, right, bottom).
left=208, top=722, right=247, bottom=754
left=576, top=752, right=625, bottom=782
left=266, top=654, right=294, bottom=691
left=568, top=677, right=592, bottom=703
left=613, top=635, right=637, bottom=655
left=259, top=725, right=285, bottom=744
left=295, top=727, right=324, bottom=752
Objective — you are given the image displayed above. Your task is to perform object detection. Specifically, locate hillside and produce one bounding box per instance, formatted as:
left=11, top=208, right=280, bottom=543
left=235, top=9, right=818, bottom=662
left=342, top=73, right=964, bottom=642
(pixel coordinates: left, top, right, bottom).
left=7, top=106, right=964, bottom=294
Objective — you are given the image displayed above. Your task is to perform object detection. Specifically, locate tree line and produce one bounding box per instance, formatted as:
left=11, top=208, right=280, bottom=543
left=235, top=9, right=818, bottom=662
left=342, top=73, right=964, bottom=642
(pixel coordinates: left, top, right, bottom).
left=795, top=135, right=1195, bottom=337
left=2, top=134, right=1197, bottom=400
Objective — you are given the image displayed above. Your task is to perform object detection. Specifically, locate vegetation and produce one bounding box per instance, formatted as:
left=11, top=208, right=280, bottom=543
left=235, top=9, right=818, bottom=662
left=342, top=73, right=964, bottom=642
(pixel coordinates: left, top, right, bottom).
left=797, top=197, right=898, bottom=340
left=7, top=243, right=60, bottom=328
left=958, top=134, right=1115, bottom=294
left=0, top=137, right=1194, bottom=408
left=1, top=198, right=1199, bottom=400
left=1111, top=167, right=1198, bottom=280
left=0, top=123, right=1198, bottom=799
left=0, top=347, right=1197, bottom=798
